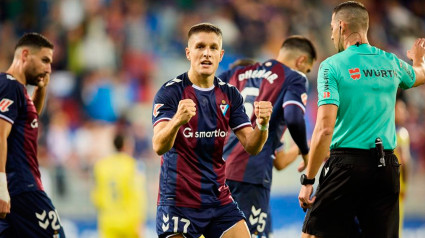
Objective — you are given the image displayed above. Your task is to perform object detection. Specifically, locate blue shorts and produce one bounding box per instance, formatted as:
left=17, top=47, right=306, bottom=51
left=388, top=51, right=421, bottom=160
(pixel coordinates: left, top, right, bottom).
left=227, top=180, right=270, bottom=238
left=0, top=190, right=65, bottom=238
left=156, top=201, right=245, bottom=238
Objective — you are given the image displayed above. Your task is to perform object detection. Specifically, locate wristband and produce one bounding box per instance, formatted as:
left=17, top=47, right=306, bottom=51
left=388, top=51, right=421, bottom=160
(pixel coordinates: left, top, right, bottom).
left=256, top=120, right=269, bottom=131
left=0, top=172, right=10, bottom=203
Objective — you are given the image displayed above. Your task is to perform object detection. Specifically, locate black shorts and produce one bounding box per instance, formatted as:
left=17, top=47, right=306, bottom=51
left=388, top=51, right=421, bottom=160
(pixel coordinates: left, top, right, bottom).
left=303, top=148, right=400, bottom=238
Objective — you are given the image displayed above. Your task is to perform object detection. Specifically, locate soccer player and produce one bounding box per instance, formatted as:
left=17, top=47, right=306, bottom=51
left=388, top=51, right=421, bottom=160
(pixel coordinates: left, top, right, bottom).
left=92, top=133, right=146, bottom=238
left=0, top=33, right=66, bottom=237
left=298, top=1, right=425, bottom=237
left=152, top=23, right=272, bottom=238
left=219, top=36, right=316, bottom=237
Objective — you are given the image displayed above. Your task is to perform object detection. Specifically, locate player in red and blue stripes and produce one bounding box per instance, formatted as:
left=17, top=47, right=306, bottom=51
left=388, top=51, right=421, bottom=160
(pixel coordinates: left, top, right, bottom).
left=152, top=23, right=273, bottom=238
left=0, top=33, right=65, bottom=237
left=219, top=36, right=316, bottom=237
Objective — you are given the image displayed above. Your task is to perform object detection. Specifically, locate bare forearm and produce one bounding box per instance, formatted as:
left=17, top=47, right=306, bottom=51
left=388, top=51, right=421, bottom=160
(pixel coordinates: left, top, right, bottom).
left=32, top=87, right=47, bottom=115
left=152, top=120, right=181, bottom=155
left=243, top=127, right=268, bottom=155
left=274, top=145, right=300, bottom=170
left=0, top=141, right=6, bottom=173
left=306, top=127, right=332, bottom=178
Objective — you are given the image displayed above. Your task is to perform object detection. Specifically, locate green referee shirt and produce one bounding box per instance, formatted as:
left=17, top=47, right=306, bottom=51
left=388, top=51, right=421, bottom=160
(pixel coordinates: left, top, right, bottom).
left=317, top=44, right=416, bottom=150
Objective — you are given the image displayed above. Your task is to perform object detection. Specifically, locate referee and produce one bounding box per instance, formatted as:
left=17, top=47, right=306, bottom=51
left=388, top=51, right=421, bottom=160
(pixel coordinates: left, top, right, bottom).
left=298, top=1, right=425, bottom=238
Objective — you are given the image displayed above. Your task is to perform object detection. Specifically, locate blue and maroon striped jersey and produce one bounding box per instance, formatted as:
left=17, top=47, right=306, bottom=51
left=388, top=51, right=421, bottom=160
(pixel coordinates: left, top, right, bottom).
left=219, top=59, right=309, bottom=189
left=152, top=72, right=251, bottom=208
left=0, top=73, right=43, bottom=196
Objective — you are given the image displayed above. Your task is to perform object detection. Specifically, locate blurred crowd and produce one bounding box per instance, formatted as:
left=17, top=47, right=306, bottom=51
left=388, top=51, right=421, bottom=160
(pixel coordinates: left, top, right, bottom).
left=0, top=0, right=424, bottom=218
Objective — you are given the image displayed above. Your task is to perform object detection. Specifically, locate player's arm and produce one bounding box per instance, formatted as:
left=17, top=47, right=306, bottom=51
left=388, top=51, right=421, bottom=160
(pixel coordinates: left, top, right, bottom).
left=274, top=143, right=301, bottom=171
left=31, top=73, right=50, bottom=115
left=152, top=99, right=196, bottom=155
left=407, top=38, right=425, bottom=87
left=0, top=119, right=11, bottom=218
left=234, top=101, right=272, bottom=155
left=299, top=104, right=337, bottom=209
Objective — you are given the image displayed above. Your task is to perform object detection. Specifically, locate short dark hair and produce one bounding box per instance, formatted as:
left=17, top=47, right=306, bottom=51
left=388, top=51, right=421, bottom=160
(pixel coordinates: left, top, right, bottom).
left=188, top=23, right=222, bottom=40
left=333, top=1, right=369, bottom=32
left=15, top=32, right=54, bottom=51
left=113, top=134, right=125, bottom=151
left=230, top=58, right=257, bottom=69
left=281, top=35, right=317, bottom=61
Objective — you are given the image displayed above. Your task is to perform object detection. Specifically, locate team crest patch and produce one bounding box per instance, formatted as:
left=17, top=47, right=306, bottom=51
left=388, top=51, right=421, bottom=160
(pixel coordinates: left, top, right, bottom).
left=220, top=100, right=229, bottom=116
left=0, top=98, right=14, bottom=112
left=153, top=104, right=164, bottom=117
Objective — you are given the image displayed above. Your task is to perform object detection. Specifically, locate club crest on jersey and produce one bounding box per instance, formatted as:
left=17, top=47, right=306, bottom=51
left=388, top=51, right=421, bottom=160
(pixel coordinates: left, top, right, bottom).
left=153, top=104, right=164, bottom=117
left=220, top=100, right=229, bottom=116
left=0, top=98, right=13, bottom=112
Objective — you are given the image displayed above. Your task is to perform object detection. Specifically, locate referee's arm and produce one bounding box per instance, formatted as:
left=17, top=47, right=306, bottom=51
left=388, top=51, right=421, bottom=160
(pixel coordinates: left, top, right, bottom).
left=298, top=104, right=337, bottom=209
left=408, top=38, right=425, bottom=87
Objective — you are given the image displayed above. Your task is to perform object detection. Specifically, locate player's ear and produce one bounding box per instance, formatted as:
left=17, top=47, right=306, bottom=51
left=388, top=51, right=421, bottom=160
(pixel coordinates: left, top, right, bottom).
left=219, top=49, right=225, bottom=62
left=295, top=55, right=307, bottom=69
left=185, top=47, right=190, bottom=61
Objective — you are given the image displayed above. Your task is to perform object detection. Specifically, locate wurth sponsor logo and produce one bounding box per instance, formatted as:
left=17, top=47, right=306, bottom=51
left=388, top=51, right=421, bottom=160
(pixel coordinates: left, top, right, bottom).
left=362, top=69, right=397, bottom=78
left=349, top=68, right=361, bottom=80
left=323, top=92, right=331, bottom=98
left=183, top=127, right=228, bottom=138
left=0, top=98, right=13, bottom=112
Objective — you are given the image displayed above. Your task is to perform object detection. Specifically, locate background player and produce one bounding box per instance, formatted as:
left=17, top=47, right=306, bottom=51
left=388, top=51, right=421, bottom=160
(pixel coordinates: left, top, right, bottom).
left=152, top=23, right=272, bottom=238
left=395, top=96, right=411, bottom=237
left=219, top=35, right=316, bottom=237
left=0, top=33, right=65, bottom=237
left=92, top=132, right=146, bottom=238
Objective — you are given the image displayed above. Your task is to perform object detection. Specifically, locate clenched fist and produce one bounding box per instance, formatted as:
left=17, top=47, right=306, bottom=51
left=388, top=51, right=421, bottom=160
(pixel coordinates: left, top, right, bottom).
left=174, top=99, right=196, bottom=126
left=254, top=101, right=272, bottom=127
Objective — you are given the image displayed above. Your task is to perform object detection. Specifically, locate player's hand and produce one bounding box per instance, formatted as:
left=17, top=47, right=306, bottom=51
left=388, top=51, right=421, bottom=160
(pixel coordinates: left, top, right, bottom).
left=299, top=184, right=315, bottom=212
left=0, top=173, right=10, bottom=219
left=407, top=38, right=425, bottom=64
left=37, top=73, right=50, bottom=89
left=174, top=99, right=196, bottom=126
left=254, top=101, right=272, bottom=126
left=298, top=153, right=308, bottom=172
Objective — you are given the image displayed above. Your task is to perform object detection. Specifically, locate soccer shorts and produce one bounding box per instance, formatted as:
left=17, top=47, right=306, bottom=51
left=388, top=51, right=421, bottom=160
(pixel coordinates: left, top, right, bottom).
left=227, top=180, right=270, bottom=238
left=156, top=201, right=245, bottom=238
left=303, top=148, right=400, bottom=238
left=0, top=190, right=65, bottom=238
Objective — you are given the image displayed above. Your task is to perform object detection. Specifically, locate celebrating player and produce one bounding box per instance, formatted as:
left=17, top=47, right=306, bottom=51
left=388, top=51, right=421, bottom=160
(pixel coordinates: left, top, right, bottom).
left=152, top=23, right=273, bottom=238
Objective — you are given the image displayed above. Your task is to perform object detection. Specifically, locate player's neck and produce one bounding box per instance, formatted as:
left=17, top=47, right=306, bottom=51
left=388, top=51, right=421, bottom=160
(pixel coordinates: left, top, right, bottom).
left=187, top=69, right=215, bottom=88
left=344, top=33, right=369, bottom=50
left=6, top=62, right=26, bottom=85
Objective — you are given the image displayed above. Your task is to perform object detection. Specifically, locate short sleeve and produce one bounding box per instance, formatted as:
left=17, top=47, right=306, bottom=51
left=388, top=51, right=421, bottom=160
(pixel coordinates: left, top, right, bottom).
left=282, top=73, right=308, bottom=113
left=317, top=60, right=340, bottom=107
left=228, top=87, right=251, bottom=131
left=0, top=80, right=22, bottom=124
left=395, top=57, right=416, bottom=89
left=152, top=86, right=179, bottom=127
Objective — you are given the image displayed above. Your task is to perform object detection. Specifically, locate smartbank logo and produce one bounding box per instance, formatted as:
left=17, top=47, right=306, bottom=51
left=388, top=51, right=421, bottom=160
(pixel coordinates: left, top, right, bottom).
left=183, top=128, right=228, bottom=138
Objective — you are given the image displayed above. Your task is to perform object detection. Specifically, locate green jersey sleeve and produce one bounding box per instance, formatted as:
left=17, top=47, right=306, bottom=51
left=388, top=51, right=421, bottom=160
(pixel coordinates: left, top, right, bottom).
left=317, top=60, right=339, bottom=107
left=396, top=57, right=416, bottom=89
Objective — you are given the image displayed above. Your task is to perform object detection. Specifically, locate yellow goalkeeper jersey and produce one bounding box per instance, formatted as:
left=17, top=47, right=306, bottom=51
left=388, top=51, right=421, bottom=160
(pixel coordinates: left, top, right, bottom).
left=92, top=152, right=146, bottom=237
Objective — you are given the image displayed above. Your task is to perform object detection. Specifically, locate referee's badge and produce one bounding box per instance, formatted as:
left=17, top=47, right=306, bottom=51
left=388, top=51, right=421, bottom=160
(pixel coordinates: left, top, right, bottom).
left=220, top=100, right=229, bottom=116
